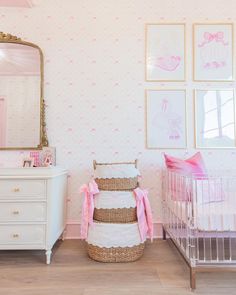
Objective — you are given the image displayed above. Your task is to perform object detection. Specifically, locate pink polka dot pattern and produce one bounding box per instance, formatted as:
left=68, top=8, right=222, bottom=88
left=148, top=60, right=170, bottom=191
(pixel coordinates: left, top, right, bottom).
left=0, top=0, right=235, bottom=224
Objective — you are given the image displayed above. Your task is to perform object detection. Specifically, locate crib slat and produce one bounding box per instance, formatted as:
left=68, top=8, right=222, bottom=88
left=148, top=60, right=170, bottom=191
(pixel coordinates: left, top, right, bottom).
left=162, top=169, right=236, bottom=266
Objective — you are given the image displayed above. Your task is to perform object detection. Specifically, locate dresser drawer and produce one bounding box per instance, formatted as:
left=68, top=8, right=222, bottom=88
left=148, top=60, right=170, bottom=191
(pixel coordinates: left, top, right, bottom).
left=0, top=180, right=46, bottom=199
left=0, top=225, right=45, bottom=245
left=0, top=202, right=46, bottom=222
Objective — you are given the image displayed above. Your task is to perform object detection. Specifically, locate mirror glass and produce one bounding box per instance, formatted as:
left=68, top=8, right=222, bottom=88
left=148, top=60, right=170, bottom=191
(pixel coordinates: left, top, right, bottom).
left=0, top=42, right=42, bottom=149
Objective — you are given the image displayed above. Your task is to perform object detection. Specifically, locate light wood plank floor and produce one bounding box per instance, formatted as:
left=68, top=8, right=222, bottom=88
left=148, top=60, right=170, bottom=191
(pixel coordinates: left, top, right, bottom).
left=0, top=240, right=236, bottom=295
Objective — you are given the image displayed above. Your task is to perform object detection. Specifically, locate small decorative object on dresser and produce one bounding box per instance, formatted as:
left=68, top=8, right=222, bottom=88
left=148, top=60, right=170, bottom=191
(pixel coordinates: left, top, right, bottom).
left=29, top=151, right=41, bottom=167
left=42, top=147, right=56, bottom=167
left=22, top=158, right=34, bottom=167
left=0, top=167, right=68, bottom=264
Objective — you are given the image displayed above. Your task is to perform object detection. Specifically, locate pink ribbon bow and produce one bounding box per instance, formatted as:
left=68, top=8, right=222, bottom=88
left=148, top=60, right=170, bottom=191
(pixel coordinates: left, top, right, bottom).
left=198, top=32, right=228, bottom=47
left=80, top=180, right=99, bottom=239
left=133, top=187, right=153, bottom=242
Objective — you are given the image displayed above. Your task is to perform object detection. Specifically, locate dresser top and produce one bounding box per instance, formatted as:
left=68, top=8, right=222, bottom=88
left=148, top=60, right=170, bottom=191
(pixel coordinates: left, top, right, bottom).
left=0, top=167, right=68, bottom=179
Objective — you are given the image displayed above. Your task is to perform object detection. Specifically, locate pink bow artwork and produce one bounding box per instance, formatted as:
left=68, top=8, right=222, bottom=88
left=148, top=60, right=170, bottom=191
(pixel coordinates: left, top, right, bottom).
left=198, top=32, right=228, bottom=47
left=133, top=187, right=153, bottom=242
left=80, top=180, right=99, bottom=239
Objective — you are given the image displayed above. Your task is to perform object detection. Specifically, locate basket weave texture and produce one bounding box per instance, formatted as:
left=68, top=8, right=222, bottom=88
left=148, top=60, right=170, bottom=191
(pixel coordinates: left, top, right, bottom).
left=87, top=243, right=145, bottom=262
left=93, top=207, right=137, bottom=223
left=95, top=177, right=138, bottom=191
left=89, top=160, right=144, bottom=263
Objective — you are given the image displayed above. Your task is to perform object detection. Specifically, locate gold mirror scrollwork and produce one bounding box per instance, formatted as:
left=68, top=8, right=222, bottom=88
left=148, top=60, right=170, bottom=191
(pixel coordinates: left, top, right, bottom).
left=0, top=32, right=48, bottom=150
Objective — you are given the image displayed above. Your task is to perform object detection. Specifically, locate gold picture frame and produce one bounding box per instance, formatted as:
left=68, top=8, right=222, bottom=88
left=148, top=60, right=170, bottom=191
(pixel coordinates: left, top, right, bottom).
left=145, top=89, right=187, bottom=149
left=194, top=89, right=236, bottom=149
left=193, top=23, right=234, bottom=82
left=145, top=23, right=186, bottom=82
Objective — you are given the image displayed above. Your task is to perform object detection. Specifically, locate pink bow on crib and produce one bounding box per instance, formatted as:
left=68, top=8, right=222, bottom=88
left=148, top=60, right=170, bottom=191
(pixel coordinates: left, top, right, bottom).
left=80, top=180, right=99, bottom=239
left=133, top=187, right=153, bottom=242
left=198, top=32, right=228, bottom=47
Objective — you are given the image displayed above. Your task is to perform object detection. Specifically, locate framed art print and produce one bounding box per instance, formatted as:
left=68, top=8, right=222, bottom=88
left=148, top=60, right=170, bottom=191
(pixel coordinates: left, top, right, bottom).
left=146, top=89, right=187, bottom=149
left=193, top=23, right=233, bottom=81
left=194, top=89, right=236, bottom=148
left=146, top=24, right=185, bottom=81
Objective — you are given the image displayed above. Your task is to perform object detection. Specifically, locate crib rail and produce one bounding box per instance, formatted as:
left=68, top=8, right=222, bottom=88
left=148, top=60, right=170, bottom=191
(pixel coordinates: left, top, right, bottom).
left=162, top=169, right=236, bottom=267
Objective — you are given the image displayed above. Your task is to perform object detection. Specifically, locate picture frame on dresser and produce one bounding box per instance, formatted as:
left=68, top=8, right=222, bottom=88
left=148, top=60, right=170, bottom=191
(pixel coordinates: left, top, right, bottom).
left=22, top=158, right=34, bottom=167
left=146, top=89, right=187, bottom=149
left=193, top=23, right=233, bottom=81
left=194, top=89, right=236, bottom=148
left=145, top=23, right=186, bottom=81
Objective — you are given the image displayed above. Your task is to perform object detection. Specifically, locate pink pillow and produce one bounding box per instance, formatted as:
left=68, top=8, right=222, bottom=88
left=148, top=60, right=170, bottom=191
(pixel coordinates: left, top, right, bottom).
left=164, top=152, right=207, bottom=202
left=164, top=153, right=224, bottom=203
left=164, top=152, right=207, bottom=176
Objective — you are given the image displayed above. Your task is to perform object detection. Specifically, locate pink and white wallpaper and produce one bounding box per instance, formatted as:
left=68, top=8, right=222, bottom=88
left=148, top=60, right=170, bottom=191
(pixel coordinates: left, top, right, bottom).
left=0, top=0, right=236, bottom=238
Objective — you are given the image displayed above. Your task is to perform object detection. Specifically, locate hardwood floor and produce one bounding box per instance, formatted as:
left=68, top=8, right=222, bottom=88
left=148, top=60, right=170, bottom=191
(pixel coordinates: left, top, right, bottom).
left=0, top=239, right=236, bottom=295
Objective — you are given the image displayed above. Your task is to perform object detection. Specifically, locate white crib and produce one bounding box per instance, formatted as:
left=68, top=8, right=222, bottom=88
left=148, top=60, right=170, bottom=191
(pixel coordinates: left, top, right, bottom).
left=162, top=169, right=236, bottom=289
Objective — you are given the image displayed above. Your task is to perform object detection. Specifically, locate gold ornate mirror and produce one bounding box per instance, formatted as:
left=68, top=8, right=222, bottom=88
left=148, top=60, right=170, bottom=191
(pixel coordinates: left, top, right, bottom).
left=0, top=32, right=48, bottom=150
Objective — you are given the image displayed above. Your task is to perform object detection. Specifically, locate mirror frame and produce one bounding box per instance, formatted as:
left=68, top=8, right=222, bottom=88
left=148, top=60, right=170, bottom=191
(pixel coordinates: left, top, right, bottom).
left=0, top=32, right=48, bottom=150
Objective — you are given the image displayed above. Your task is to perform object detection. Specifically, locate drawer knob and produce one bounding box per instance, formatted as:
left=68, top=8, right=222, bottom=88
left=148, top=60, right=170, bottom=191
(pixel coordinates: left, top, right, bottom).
left=12, top=234, right=19, bottom=238
left=13, top=188, right=20, bottom=192
left=12, top=211, right=19, bottom=215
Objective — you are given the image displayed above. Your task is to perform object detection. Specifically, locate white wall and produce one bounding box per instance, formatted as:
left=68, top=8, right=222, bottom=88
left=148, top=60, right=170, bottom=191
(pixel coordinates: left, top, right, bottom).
left=0, top=0, right=236, bottom=236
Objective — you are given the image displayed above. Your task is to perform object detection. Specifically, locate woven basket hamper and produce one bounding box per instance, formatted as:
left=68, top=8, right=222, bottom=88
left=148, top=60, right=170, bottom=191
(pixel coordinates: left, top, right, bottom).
left=87, top=160, right=144, bottom=263
left=87, top=243, right=145, bottom=263
left=93, top=160, right=139, bottom=191
left=93, top=207, right=137, bottom=223
left=95, top=177, right=138, bottom=191
left=86, top=221, right=145, bottom=262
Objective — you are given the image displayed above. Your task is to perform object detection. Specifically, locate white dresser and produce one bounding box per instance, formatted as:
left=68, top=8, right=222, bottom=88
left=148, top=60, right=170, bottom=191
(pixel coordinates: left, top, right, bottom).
left=0, top=167, right=68, bottom=264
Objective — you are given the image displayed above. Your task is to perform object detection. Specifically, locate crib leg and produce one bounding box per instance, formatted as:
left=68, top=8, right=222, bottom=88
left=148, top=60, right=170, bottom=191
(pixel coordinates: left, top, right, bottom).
left=190, top=267, right=196, bottom=290
left=162, top=227, right=166, bottom=240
